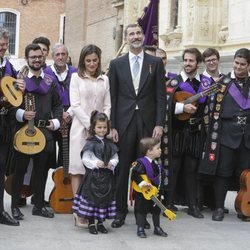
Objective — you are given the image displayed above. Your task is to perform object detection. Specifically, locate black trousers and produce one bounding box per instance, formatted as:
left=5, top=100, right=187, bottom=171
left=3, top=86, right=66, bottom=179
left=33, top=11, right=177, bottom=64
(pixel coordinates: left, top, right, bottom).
left=11, top=150, right=50, bottom=208
left=0, top=143, right=8, bottom=213
left=167, top=154, right=199, bottom=207
left=114, top=111, right=151, bottom=220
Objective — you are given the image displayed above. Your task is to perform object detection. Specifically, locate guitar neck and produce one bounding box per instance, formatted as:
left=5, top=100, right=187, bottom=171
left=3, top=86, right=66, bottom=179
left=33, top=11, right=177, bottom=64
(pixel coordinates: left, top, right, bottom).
left=151, top=195, right=167, bottom=212
left=183, top=83, right=220, bottom=104
left=61, top=135, right=69, bottom=179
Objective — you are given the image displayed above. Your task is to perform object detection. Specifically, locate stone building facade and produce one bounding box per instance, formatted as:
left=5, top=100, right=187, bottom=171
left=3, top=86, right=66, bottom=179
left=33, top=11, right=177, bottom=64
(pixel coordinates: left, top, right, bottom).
left=0, top=0, right=65, bottom=69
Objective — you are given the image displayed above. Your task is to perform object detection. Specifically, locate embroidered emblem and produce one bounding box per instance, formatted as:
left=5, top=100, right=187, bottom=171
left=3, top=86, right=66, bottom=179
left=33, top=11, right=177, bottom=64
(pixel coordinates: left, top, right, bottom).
left=223, top=77, right=231, bottom=84
left=211, top=132, right=218, bottom=140
left=204, top=105, right=209, bottom=114
left=213, top=122, right=219, bottom=130
left=220, top=85, right=226, bottom=93
left=170, top=79, right=178, bottom=87
left=164, top=148, right=168, bottom=155
left=166, top=87, right=174, bottom=93
left=209, top=153, right=215, bottom=161
left=214, top=112, right=219, bottom=120
left=211, top=142, right=217, bottom=150
left=204, top=115, right=209, bottom=124
left=210, top=103, right=214, bottom=111
left=44, top=75, right=53, bottom=85
left=216, top=93, right=223, bottom=102
left=215, top=104, right=221, bottom=111
left=163, top=136, right=168, bottom=144
left=201, top=78, right=210, bottom=88
left=163, top=125, right=168, bottom=133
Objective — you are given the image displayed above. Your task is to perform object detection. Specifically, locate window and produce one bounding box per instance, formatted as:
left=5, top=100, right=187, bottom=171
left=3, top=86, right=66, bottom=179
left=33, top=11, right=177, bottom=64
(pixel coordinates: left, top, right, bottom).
left=0, top=11, right=17, bottom=55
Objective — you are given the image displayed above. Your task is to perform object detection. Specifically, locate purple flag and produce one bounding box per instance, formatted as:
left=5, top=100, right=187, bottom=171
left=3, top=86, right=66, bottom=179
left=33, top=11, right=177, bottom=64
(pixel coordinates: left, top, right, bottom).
left=138, top=0, right=159, bottom=46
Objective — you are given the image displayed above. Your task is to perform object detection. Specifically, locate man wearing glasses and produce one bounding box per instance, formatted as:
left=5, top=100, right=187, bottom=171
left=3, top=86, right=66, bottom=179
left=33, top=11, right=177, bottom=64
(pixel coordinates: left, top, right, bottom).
left=10, top=43, right=62, bottom=222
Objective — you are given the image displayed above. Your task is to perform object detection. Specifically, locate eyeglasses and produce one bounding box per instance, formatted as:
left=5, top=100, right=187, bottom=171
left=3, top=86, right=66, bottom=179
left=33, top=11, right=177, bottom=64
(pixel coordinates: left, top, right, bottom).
left=28, top=55, right=43, bottom=60
left=205, top=58, right=218, bottom=64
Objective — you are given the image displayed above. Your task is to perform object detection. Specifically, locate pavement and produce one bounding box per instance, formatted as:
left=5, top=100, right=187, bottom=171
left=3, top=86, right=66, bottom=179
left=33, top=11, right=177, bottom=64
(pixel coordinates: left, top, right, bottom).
left=0, top=170, right=250, bottom=250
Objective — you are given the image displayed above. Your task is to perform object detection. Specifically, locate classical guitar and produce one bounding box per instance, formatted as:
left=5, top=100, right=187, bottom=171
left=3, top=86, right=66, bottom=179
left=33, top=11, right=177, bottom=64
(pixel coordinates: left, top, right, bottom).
left=0, top=76, right=23, bottom=107
left=49, top=121, right=74, bottom=214
left=14, top=93, right=46, bottom=155
left=235, top=169, right=250, bottom=217
left=132, top=175, right=176, bottom=221
left=174, top=82, right=222, bottom=121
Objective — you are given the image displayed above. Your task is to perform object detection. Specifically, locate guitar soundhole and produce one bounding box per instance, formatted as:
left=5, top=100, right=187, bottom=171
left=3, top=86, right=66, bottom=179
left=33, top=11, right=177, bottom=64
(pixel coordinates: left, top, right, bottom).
left=26, top=128, right=36, bottom=137
left=63, top=177, right=71, bottom=185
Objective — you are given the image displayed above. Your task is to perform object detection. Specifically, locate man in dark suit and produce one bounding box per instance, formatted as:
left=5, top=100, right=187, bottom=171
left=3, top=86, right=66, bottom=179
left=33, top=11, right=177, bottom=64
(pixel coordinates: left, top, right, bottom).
left=108, top=23, right=166, bottom=228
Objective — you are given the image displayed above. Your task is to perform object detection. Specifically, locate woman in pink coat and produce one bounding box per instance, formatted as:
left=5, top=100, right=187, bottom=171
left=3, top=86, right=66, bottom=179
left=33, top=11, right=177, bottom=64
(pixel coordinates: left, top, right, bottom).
left=69, top=44, right=111, bottom=226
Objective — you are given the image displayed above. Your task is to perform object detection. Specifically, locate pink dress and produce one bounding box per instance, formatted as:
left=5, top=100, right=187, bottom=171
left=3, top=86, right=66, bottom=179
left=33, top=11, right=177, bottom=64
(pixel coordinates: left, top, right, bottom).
left=69, top=73, right=111, bottom=175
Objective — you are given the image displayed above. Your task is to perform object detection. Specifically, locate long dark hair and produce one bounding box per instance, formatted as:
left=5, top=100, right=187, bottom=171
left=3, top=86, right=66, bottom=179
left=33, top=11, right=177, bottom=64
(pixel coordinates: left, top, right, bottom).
left=88, top=110, right=110, bottom=138
left=77, top=44, right=102, bottom=78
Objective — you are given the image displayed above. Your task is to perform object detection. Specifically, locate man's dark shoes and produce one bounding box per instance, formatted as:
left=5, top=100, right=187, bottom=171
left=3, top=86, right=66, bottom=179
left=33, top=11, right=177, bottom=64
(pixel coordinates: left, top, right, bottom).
left=224, top=207, right=229, bottom=214
left=0, top=211, right=20, bottom=226
left=97, top=222, right=108, bottom=233
left=137, top=226, right=147, bottom=238
left=154, top=226, right=168, bottom=237
left=32, top=206, right=54, bottom=218
left=144, top=220, right=151, bottom=229
left=237, top=214, right=250, bottom=222
left=89, top=224, right=98, bottom=234
left=187, top=205, right=204, bottom=219
left=111, top=219, right=124, bottom=228
left=212, top=208, right=224, bottom=221
left=11, top=207, right=24, bottom=220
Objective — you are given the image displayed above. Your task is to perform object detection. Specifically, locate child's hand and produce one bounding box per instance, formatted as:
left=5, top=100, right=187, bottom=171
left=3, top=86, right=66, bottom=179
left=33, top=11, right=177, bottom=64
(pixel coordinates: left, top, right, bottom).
left=97, top=161, right=105, bottom=168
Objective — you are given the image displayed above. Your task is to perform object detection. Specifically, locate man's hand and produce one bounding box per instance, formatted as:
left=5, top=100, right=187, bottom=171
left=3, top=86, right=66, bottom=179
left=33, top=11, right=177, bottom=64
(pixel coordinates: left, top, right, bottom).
left=23, top=111, right=36, bottom=121
left=111, top=128, right=119, bottom=143
left=15, top=79, right=26, bottom=93
left=152, top=126, right=163, bottom=139
left=46, top=119, right=54, bottom=131
left=183, top=103, right=197, bottom=114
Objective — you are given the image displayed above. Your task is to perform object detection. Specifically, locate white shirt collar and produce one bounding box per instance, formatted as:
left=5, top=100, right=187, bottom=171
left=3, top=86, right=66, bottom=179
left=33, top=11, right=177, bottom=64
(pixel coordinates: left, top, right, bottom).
left=230, top=70, right=250, bottom=79
left=180, top=70, right=200, bottom=82
left=27, top=69, right=44, bottom=78
left=145, top=156, right=152, bottom=163
left=129, top=50, right=144, bottom=62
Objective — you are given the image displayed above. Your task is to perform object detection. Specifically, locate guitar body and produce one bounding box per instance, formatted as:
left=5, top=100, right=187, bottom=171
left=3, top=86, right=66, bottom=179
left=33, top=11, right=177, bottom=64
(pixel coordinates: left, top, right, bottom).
left=173, top=91, right=197, bottom=121
left=0, top=76, right=23, bottom=107
left=14, top=124, right=46, bottom=155
left=49, top=167, right=73, bottom=214
left=235, top=169, right=250, bottom=217
left=4, top=174, right=32, bottom=197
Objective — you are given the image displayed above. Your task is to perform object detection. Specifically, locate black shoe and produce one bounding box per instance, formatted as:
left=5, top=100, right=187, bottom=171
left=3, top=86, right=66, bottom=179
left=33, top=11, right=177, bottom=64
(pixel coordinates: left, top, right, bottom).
left=18, top=198, right=27, bottom=207
left=137, top=226, right=147, bottom=238
left=237, top=214, right=250, bottom=222
left=97, top=222, right=108, bottom=233
left=44, top=200, right=50, bottom=207
left=32, top=206, right=54, bottom=218
left=31, top=196, right=50, bottom=207
left=187, top=206, right=204, bottom=219
left=166, top=204, right=178, bottom=212
left=0, top=211, right=20, bottom=226
left=224, top=207, right=229, bottom=214
left=111, top=219, right=125, bottom=228
left=154, top=226, right=168, bottom=237
left=212, top=208, right=224, bottom=221
left=144, top=220, right=151, bottom=229
left=11, top=207, right=24, bottom=220
left=89, top=224, right=98, bottom=234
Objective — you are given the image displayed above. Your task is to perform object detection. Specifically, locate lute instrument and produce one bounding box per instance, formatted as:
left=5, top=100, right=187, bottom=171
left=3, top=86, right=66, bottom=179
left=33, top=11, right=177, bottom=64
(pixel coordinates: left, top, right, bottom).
left=49, top=121, right=73, bottom=213
left=0, top=76, right=23, bottom=107
left=174, top=82, right=222, bottom=121
left=132, top=175, right=176, bottom=221
left=235, top=169, right=250, bottom=217
left=14, top=93, right=46, bottom=155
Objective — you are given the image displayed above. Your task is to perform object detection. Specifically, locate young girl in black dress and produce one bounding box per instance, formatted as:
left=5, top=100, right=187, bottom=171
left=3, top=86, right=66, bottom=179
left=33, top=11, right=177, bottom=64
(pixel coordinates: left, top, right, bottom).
left=72, top=111, right=119, bottom=234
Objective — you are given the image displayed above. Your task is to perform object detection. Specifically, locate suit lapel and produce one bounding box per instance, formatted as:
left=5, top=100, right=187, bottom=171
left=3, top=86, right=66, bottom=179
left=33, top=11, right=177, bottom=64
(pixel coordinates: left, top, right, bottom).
left=138, top=52, right=149, bottom=93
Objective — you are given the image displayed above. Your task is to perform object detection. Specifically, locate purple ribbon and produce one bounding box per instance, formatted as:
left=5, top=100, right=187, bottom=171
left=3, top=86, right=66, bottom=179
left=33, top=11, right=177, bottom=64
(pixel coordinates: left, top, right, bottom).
left=228, top=82, right=250, bottom=109
left=179, top=75, right=212, bottom=104
left=25, top=74, right=53, bottom=94
left=138, top=157, right=161, bottom=185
